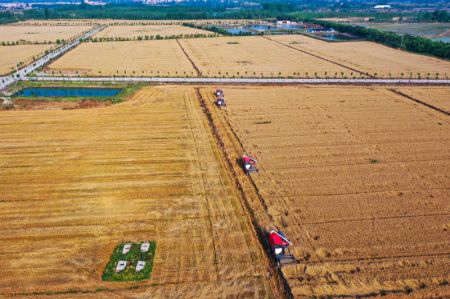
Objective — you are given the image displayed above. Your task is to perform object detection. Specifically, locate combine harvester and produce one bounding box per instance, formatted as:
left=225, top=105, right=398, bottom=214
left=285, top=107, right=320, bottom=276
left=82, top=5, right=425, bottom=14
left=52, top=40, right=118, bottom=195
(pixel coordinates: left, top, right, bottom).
left=269, top=229, right=296, bottom=267
left=214, top=88, right=226, bottom=108
left=214, top=89, right=224, bottom=97
left=241, top=153, right=259, bottom=175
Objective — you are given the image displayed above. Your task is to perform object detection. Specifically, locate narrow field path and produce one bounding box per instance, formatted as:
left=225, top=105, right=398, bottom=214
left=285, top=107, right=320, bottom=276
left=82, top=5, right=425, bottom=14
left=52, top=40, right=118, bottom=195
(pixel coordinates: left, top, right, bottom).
left=390, top=88, right=450, bottom=116
left=176, top=39, right=201, bottom=76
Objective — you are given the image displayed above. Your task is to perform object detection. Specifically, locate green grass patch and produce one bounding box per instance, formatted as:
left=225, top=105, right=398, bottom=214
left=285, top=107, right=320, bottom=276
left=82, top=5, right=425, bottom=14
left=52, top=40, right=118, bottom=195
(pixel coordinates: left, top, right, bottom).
left=227, top=41, right=240, bottom=44
left=102, top=241, right=156, bottom=282
left=369, top=159, right=380, bottom=164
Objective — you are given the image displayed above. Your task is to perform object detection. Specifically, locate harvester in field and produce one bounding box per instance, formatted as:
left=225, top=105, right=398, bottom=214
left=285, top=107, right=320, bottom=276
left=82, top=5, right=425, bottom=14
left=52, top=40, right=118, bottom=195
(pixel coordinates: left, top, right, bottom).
left=215, top=97, right=226, bottom=108
left=269, top=229, right=296, bottom=267
left=241, top=153, right=259, bottom=175
left=214, top=89, right=224, bottom=97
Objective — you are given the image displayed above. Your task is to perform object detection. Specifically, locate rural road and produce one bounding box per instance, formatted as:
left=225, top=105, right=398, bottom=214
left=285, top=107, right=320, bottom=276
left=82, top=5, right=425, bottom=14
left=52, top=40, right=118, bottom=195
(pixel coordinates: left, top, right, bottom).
left=23, top=76, right=450, bottom=85
left=0, top=25, right=106, bottom=91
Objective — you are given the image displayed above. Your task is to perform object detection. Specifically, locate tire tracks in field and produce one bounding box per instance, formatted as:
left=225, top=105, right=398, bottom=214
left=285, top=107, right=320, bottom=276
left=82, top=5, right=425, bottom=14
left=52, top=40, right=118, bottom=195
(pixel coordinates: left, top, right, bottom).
left=194, top=87, right=293, bottom=299
left=262, top=36, right=373, bottom=78
left=176, top=39, right=201, bottom=77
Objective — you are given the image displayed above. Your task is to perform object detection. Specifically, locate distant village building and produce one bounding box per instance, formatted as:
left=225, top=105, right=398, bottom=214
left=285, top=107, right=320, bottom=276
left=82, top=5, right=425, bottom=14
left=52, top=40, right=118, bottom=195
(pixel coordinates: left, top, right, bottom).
left=83, top=0, right=106, bottom=6
left=374, top=5, right=391, bottom=9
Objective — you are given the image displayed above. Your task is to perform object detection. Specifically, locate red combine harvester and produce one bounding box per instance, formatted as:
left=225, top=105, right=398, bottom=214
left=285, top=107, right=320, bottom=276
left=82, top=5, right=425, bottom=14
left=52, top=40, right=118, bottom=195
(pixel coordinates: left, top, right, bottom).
left=269, top=229, right=296, bottom=267
left=241, top=153, right=258, bottom=175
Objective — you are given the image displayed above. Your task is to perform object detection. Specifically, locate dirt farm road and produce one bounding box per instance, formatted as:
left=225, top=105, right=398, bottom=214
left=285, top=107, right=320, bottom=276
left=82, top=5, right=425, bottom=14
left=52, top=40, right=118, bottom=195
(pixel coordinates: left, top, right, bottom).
left=23, top=76, right=450, bottom=86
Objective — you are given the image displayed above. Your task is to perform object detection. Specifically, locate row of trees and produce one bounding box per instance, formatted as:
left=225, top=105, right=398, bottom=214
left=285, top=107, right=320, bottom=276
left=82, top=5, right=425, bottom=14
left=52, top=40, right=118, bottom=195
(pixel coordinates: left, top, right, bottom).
left=1, top=39, right=65, bottom=46
left=87, top=33, right=219, bottom=43
left=44, top=70, right=449, bottom=80
left=311, top=19, right=450, bottom=60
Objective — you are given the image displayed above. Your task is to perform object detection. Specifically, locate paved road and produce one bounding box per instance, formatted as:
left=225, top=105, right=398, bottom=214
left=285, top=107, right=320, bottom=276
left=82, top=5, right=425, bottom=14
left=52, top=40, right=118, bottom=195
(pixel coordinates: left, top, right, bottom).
left=23, top=76, right=450, bottom=85
left=0, top=25, right=106, bottom=91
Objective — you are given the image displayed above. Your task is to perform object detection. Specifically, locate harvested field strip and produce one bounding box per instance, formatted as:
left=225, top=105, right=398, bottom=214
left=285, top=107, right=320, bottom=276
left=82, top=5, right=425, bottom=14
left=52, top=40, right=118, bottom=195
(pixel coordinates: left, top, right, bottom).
left=0, top=86, right=272, bottom=297
left=263, top=36, right=369, bottom=78
left=202, top=85, right=450, bottom=298
left=195, top=88, right=292, bottom=298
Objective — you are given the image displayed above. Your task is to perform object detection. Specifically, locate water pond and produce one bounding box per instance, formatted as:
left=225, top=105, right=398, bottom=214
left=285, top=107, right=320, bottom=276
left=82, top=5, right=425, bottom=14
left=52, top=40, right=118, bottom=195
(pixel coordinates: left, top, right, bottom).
left=15, top=87, right=123, bottom=97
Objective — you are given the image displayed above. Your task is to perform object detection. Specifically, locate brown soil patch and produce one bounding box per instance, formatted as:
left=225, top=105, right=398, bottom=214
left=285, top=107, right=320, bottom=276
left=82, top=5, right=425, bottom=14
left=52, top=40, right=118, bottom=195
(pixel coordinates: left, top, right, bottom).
left=12, top=99, right=112, bottom=110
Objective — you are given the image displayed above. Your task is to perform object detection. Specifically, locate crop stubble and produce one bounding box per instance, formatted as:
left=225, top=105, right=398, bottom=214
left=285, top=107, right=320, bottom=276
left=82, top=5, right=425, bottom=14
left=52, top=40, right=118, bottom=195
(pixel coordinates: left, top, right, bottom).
left=47, top=40, right=197, bottom=76
left=200, top=86, right=450, bottom=297
left=0, top=25, right=92, bottom=43
left=179, top=36, right=349, bottom=77
left=269, top=35, right=450, bottom=78
left=0, top=44, right=54, bottom=75
left=94, top=25, right=213, bottom=39
left=394, top=86, right=450, bottom=114
left=0, top=86, right=271, bottom=297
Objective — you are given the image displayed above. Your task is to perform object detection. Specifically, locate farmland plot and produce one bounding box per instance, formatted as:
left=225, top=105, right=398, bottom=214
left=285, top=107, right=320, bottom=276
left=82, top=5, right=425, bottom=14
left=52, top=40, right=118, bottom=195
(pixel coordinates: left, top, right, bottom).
left=0, top=44, right=53, bottom=75
left=0, top=86, right=271, bottom=297
left=0, top=25, right=92, bottom=43
left=394, top=86, right=450, bottom=113
left=47, top=40, right=197, bottom=76
left=269, top=35, right=450, bottom=78
left=201, top=86, right=450, bottom=298
left=94, top=25, right=213, bottom=39
left=180, top=36, right=350, bottom=78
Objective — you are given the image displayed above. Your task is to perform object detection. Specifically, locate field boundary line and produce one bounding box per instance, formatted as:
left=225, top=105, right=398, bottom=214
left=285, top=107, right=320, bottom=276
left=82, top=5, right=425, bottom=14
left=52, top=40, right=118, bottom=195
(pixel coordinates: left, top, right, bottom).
left=262, top=36, right=372, bottom=78
left=194, top=87, right=293, bottom=299
left=176, top=39, right=201, bottom=76
left=390, top=89, right=450, bottom=116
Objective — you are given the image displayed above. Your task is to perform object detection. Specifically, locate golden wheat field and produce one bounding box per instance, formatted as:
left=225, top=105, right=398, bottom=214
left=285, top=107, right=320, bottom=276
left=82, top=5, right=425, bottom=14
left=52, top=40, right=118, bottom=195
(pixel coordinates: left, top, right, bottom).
left=0, top=44, right=53, bottom=75
left=180, top=36, right=350, bottom=77
left=200, top=85, right=450, bottom=298
left=94, top=25, right=214, bottom=39
left=0, top=25, right=92, bottom=43
left=47, top=40, right=197, bottom=76
left=269, top=35, right=450, bottom=78
left=394, top=86, right=450, bottom=113
left=0, top=85, right=275, bottom=297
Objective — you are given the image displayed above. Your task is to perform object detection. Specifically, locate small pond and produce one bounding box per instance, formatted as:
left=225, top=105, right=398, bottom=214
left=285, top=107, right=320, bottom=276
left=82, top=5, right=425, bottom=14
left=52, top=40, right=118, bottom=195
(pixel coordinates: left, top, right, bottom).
left=15, top=87, right=122, bottom=97
left=315, top=33, right=361, bottom=41
left=432, top=37, right=450, bottom=43
left=224, top=23, right=303, bottom=35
